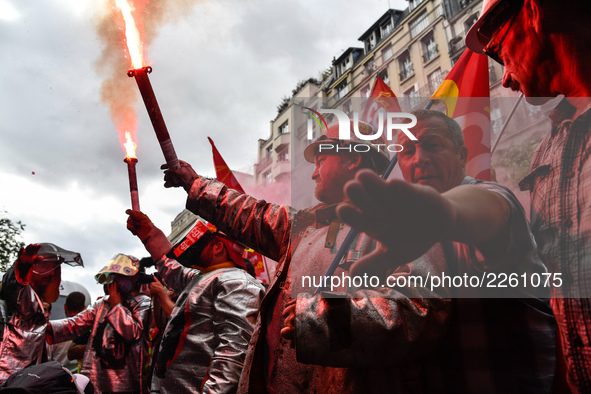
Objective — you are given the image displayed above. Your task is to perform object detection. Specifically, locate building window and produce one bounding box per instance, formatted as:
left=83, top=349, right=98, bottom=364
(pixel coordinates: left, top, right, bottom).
left=398, top=52, right=414, bottom=80
left=422, top=34, right=438, bottom=62
left=264, top=171, right=272, bottom=186
left=491, top=107, right=502, bottom=135
left=428, top=68, right=443, bottom=94
left=266, top=145, right=272, bottom=157
left=409, top=0, right=426, bottom=11
left=382, top=45, right=393, bottom=63
left=338, top=56, right=352, bottom=77
left=364, top=59, right=376, bottom=75
left=464, top=13, right=479, bottom=33
left=379, top=70, right=390, bottom=87
left=277, top=149, right=288, bottom=162
left=405, top=85, right=420, bottom=109
left=460, top=0, right=474, bottom=9
left=381, top=20, right=393, bottom=37
left=365, top=32, right=377, bottom=53
left=410, top=11, right=429, bottom=38
left=405, top=85, right=418, bottom=98
left=360, top=84, right=370, bottom=98
left=279, top=121, right=289, bottom=134
left=343, top=100, right=353, bottom=117
left=336, top=81, right=349, bottom=100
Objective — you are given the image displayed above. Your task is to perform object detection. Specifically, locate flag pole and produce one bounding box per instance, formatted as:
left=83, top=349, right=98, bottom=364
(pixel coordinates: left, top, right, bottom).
left=491, top=93, right=524, bottom=154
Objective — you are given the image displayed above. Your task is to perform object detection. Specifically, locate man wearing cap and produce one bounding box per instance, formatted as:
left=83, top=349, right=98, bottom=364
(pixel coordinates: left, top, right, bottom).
left=0, top=243, right=81, bottom=384
left=465, top=0, right=591, bottom=391
left=159, top=120, right=451, bottom=393
left=126, top=212, right=265, bottom=394
left=48, top=254, right=151, bottom=394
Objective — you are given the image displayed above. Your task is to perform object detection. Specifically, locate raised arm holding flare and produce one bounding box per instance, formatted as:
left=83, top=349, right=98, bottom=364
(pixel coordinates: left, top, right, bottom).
left=127, top=210, right=264, bottom=394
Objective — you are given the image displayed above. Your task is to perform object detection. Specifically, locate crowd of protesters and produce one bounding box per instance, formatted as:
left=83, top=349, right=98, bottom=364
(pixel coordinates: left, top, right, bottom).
left=0, top=0, right=590, bottom=393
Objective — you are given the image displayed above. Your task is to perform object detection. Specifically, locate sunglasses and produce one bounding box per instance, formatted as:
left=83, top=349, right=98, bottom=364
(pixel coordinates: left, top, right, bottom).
left=483, top=11, right=519, bottom=66
left=477, top=1, right=523, bottom=65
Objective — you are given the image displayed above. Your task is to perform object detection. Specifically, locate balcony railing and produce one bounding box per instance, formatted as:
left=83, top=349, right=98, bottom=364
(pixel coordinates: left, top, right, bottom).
left=410, top=8, right=443, bottom=39
left=448, top=25, right=476, bottom=55
left=419, top=70, right=447, bottom=98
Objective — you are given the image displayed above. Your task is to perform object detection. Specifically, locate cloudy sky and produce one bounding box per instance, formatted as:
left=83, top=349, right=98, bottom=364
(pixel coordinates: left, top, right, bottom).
left=0, top=0, right=408, bottom=300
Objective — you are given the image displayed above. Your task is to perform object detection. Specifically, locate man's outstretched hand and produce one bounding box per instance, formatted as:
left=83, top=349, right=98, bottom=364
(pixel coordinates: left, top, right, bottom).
left=162, top=160, right=198, bottom=192
left=336, top=169, right=454, bottom=277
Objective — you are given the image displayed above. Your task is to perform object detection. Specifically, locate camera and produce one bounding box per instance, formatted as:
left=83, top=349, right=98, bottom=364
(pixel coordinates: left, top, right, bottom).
left=137, top=273, right=156, bottom=285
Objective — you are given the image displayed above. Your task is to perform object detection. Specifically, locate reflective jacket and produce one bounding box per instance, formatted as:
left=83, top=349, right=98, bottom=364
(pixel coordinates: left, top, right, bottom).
left=184, top=177, right=451, bottom=393
left=0, top=265, right=48, bottom=384
left=50, top=294, right=151, bottom=393
left=151, top=258, right=264, bottom=394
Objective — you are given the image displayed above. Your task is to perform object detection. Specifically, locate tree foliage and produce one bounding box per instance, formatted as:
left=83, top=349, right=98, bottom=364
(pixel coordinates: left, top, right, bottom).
left=0, top=213, right=25, bottom=273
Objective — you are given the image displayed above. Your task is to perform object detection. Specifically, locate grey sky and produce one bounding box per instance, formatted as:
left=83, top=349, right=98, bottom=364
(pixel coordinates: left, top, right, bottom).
left=0, top=0, right=408, bottom=300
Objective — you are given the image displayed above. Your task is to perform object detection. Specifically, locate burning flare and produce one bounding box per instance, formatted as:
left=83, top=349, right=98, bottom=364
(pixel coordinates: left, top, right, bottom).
left=123, top=131, right=137, bottom=159
left=114, top=0, right=145, bottom=69
left=123, top=130, right=140, bottom=211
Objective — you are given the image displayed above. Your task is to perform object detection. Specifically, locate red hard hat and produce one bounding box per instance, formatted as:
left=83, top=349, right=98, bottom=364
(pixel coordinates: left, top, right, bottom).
left=465, top=0, right=523, bottom=54
left=168, top=220, right=247, bottom=270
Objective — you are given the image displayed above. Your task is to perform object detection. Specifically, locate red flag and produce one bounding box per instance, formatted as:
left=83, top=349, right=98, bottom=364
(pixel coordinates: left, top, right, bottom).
left=430, top=49, right=492, bottom=180
left=208, top=137, right=245, bottom=194
left=361, top=77, right=402, bottom=132
left=208, top=137, right=267, bottom=282
left=242, top=248, right=268, bottom=284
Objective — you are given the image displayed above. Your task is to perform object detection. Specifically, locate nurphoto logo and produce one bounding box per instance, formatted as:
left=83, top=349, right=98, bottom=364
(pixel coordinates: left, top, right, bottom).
left=303, top=108, right=418, bottom=153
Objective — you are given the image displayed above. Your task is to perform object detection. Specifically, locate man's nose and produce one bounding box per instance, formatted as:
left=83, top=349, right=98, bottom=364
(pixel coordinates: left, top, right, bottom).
left=311, top=166, right=319, bottom=180
left=413, top=148, right=430, bottom=167
left=502, top=67, right=513, bottom=90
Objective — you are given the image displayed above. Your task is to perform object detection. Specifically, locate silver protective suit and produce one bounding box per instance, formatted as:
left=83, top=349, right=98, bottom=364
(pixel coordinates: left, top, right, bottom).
left=150, top=258, right=265, bottom=394
left=0, top=265, right=49, bottom=384
left=183, top=177, right=452, bottom=393
left=50, top=294, right=151, bottom=393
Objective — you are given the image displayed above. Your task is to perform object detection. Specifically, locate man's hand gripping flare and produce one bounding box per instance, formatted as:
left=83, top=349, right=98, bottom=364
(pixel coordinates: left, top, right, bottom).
left=126, top=210, right=173, bottom=261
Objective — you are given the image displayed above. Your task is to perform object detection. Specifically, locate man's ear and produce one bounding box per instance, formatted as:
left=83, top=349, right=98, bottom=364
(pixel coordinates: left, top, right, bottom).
left=212, top=241, right=225, bottom=257
left=524, top=0, right=543, bottom=35
left=348, top=152, right=363, bottom=171
left=458, top=145, right=468, bottom=167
